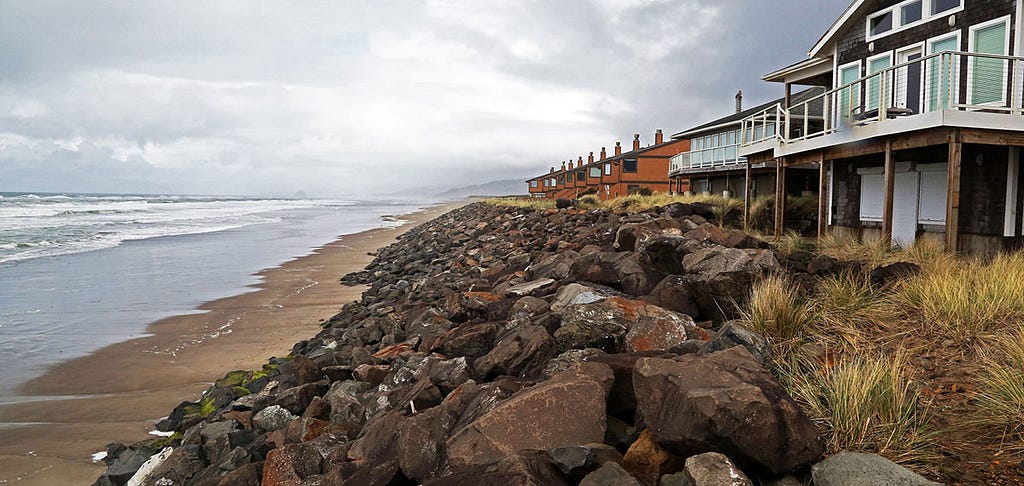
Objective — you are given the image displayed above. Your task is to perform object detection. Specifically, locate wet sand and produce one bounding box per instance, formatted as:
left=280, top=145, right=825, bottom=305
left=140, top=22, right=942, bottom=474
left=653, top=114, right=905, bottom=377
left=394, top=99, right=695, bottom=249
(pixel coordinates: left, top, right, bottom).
left=0, top=201, right=464, bottom=485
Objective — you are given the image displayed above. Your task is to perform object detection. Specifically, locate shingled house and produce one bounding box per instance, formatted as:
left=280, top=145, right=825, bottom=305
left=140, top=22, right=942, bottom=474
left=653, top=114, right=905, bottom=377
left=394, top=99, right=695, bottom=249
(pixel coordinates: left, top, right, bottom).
left=742, top=0, right=1024, bottom=254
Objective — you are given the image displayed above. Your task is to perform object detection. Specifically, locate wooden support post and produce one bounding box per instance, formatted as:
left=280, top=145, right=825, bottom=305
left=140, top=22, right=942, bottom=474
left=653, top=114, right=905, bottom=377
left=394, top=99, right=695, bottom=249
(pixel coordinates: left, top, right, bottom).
left=817, top=153, right=828, bottom=240
left=946, top=131, right=962, bottom=252
left=774, top=158, right=786, bottom=239
left=881, top=139, right=895, bottom=246
left=744, top=159, right=752, bottom=232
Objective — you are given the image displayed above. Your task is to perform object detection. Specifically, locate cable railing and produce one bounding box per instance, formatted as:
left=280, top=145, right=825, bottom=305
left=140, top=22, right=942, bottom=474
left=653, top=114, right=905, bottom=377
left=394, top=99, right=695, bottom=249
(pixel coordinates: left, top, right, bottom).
left=741, top=50, right=1024, bottom=148
left=669, top=146, right=746, bottom=173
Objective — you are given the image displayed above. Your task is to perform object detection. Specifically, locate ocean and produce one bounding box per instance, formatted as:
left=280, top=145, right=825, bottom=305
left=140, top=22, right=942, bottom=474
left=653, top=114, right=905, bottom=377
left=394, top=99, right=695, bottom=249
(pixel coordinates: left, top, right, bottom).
left=0, top=193, right=426, bottom=401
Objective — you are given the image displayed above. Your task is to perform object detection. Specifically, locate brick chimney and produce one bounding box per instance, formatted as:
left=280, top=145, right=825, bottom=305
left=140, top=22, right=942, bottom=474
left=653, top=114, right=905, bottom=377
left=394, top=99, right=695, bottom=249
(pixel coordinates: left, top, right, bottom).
left=568, top=160, right=573, bottom=170
left=550, top=167, right=554, bottom=173
left=735, top=90, right=743, bottom=113
left=578, top=156, right=583, bottom=166
left=655, top=129, right=663, bottom=145
left=561, top=161, right=566, bottom=171
left=600, top=147, right=606, bottom=160
left=588, top=152, right=594, bottom=163
left=615, top=142, right=622, bottom=156
left=632, top=134, right=640, bottom=151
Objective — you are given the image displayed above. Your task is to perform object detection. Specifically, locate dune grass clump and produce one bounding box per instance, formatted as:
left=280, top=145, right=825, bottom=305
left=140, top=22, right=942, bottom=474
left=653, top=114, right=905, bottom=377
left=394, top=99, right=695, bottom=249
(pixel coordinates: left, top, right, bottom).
left=895, top=252, right=1024, bottom=340
left=482, top=197, right=557, bottom=210
left=783, top=351, right=936, bottom=465
left=741, top=275, right=817, bottom=356
left=771, top=231, right=815, bottom=256
left=813, top=272, right=890, bottom=345
left=972, top=328, right=1024, bottom=452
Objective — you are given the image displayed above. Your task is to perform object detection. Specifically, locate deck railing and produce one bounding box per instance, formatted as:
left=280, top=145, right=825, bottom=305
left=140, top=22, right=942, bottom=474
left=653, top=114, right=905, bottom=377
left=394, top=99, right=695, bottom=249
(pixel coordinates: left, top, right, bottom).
left=741, top=51, right=1024, bottom=148
left=669, top=145, right=746, bottom=173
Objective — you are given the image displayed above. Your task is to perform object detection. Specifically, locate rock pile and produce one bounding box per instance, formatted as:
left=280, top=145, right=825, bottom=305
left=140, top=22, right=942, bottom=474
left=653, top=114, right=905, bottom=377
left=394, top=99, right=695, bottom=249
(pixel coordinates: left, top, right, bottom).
left=91, top=202, right=924, bottom=486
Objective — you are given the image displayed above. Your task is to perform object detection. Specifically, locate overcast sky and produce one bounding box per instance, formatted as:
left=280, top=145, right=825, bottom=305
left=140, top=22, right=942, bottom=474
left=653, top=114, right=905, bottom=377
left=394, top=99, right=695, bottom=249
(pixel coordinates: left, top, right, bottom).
left=0, top=1, right=849, bottom=197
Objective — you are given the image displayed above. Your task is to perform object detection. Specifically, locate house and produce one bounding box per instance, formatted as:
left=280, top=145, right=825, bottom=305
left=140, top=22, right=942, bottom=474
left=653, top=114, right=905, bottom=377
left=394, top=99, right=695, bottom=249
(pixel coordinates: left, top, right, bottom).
left=742, top=0, right=1024, bottom=254
left=524, top=130, right=689, bottom=200
left=668, top=89, right=824, bottom=206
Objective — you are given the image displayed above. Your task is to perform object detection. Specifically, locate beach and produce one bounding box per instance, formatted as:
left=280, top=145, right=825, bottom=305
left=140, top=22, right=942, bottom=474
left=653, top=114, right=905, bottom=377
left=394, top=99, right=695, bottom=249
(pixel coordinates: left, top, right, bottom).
left=0, top=201, right=463, bottom=485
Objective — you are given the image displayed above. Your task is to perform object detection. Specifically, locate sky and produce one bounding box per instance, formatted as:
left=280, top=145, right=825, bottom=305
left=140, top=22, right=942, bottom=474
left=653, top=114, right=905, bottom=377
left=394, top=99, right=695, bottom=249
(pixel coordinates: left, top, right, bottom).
left=0, top=0, right=850, bottom=197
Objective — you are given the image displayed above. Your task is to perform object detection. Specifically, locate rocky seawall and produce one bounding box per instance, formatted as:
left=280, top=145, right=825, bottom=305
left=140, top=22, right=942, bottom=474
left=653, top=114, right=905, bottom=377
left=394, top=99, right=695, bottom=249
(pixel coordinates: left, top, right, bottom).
left=93, top=202, right=938, bottom=486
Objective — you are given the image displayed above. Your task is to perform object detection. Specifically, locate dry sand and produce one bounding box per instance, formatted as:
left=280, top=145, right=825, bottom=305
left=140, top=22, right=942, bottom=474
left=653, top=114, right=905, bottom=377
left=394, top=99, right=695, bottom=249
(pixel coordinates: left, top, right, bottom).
left=0, top=201, right=465, bottom=485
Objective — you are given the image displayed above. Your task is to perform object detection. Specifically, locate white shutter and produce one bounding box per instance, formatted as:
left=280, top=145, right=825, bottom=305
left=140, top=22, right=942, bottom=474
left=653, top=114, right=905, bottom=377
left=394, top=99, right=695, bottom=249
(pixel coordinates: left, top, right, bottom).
left=860, top=173, right=884, bottom=221
left=918, top=169, right=947, bottom=223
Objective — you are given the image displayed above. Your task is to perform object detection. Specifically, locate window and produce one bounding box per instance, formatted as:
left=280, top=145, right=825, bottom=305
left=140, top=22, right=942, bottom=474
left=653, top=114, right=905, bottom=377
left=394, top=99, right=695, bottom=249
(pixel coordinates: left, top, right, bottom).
left=931, top=0, right=960, bottom=15
left=867, top=53, right=892, bottom=110
left=860, top=173, right=884, bottom=221
left=567, top=173, right=573, bottom=182
left=589, top=167, right=601, bottom=178
left=926, top=32, right=960, bottom=111
left=969, top=17, right=1010, bottom=105
left=901, top=1, right=922, bottom=25
left=530, top=181, right=538, bottom=188
left=604, top=163, right=612, bottom=176
left=557, top=175, right=564, bottom=184
left=868, top=0, right=962, bottom=40
left=577, top=169, right=585, bottom=180
left=623, top=159, right=638, bottom=173
left=869, top=11, right=893, bottom=36
left=837, top=61, right=862, bottom=123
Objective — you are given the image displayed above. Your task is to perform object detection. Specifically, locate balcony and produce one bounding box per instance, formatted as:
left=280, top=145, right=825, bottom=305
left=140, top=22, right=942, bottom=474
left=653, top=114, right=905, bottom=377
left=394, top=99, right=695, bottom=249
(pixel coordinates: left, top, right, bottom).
left=668, top=143, right=747, bottom=177
left=740, top=51, right=1024, bottom=158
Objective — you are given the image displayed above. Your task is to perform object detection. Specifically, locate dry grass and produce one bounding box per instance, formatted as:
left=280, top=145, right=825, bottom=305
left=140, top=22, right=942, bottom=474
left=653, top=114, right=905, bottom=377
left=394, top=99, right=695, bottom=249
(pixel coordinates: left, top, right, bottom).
left=894, top=252, right=1024, bottom=341
left=813, top=272, right=890, bottom=346
left=741, top=274, right=817, bottom=357
left=974, top=329, right=1024, bottom=453
left=482, top=197, right=557, bottom=209
left=783, top=351, right=937, bottom=465
left=771, top=231, right=815, bottom=256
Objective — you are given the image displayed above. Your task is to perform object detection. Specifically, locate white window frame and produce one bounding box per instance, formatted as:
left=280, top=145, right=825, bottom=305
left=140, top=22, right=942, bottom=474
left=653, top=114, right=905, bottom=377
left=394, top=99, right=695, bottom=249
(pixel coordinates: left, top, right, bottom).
left=865, top=0, right=964, bottom=43
left=836, top=60, right=863, bottom=123
left=894, top=42, right=927, bottom=110
left=967, top=15, right=1012, bottom=107
left=530, top=180, right=538, bottom=188
left=924, top=30, right=962, bottom=112
left=866, top=51, right=895, bottom=110
left=604, top=163, right=612, bottom=176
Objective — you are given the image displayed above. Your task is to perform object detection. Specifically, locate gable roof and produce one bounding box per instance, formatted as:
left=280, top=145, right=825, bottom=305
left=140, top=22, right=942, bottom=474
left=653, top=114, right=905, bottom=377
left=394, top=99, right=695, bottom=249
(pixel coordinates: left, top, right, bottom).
left=671, top=87, right=825, bottom=139
left=809, top=0, right=866, bottom=58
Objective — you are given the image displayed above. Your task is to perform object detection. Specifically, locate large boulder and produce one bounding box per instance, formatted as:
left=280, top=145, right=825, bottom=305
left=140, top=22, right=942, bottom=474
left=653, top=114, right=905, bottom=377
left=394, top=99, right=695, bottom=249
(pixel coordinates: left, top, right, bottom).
left=446, top=362, right=614, bottom=467
left=682, top=247, right=780, bottom=321
left=632, top=347, right=824, bottom=475
left=526, top=251, right=580, bottom=281
left=614, top=217, right=683, bottom=252
left=474, top=324, right=559, bottom=379
left=580, top=462, right=643, bottom=486
left=556, top=297, right=705, bottom=353
left=697, top=321, right=770, bottom=365
left=683, top=225, right=767, bottom=250
left=622, top=429, right=683, bottom=486
left=811, top=452, right=941, bottom=486
left=641, top=276, right=700, bottom=318
left=677, top=452, right=753, bottom=486
left=549, top=283, right=623, bottom=315
left=568, top=252, right=664, bottom=296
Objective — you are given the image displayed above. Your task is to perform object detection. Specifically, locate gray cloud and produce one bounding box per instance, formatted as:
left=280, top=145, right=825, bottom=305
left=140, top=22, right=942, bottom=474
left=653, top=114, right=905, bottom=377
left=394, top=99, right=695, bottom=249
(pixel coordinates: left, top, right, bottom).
left=0, top=0, right=849, bottom=196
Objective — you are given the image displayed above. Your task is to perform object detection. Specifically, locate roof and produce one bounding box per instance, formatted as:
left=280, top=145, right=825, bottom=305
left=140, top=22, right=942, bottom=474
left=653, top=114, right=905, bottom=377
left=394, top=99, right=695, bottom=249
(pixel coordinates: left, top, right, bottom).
left=762, top=57, right=833, bottom=83
left=809, top=0, right=864, bottom=58
left=671, top=87, right=826, bottom=139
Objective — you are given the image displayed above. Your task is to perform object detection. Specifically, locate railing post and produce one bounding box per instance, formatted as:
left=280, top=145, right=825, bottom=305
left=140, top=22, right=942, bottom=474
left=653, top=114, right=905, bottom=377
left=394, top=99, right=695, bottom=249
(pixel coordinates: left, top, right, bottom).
left=777, top=104, right=783, bottom=141
left=804, top=102, right=809, bottom=139
left=879, top=70, right=888, bottom=120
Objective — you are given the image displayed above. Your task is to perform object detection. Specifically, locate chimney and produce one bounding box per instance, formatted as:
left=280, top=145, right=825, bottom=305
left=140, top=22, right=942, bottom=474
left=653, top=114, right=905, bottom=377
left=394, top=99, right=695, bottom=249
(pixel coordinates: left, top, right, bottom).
left=578, top=156, right=584, bottom=166
left=655, top=129, right=664, bottom=145
left=600, top=147, right=607, bottom=160
left=562, top=161, right=567, bottom=171
left=735, top=90, right=743, bottom=113
left=569, top=160, right=574, bottom=169
left=588, top=152, right=594, bottom=163
left=632, top=134, right=640, bottom=151
left=550, top=167, right=555, bottom=173
left=615, top=142, right=622, bottom=156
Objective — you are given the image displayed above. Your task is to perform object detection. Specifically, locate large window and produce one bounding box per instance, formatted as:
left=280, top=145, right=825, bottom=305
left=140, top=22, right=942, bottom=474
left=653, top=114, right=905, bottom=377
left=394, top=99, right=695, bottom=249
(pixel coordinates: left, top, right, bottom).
left=684, top=128, right=746, bottom=169
left=577, top=169, right=585, bottom=180
left=557, top=174, right=564, bottom=184
left=867, top=0, right=962, bottom=41
left=969, top=17, right=1010, bottom=105
left=530, top=181, right=538, bottom=188
left=623, top=159, right=638, bottom=173
left=926, top=32, right=960, bottom=111
left=589, top=167, right=601, bottom=178
left=604, top=163, right=612, bottom=175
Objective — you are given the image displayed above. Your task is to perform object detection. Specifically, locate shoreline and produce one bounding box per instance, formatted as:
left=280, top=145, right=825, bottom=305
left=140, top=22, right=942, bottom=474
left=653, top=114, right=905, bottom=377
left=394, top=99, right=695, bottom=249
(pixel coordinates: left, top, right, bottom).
left=0, top=201, right=465, bottom=485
